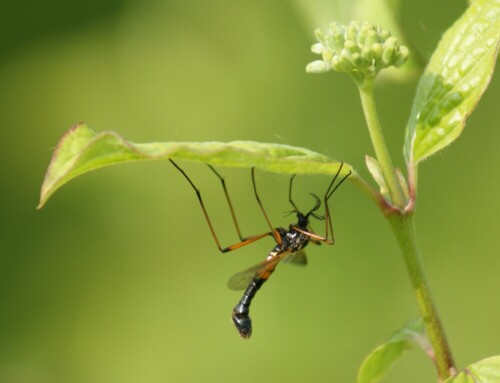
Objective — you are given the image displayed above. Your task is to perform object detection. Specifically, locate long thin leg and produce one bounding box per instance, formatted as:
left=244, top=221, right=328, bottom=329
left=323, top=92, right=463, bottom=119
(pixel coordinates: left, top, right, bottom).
left=251, top=168, right=282, bottom=245
left=288, top=174, right=300, bottom=211
left=322, top=162, right=351, bottom=243
left=170, top=159, right=274, bottom=252
left=322, top=162, right=343, bottom=244
left=223, top=232, right=275, bottom=252
left=306, top=226, right=322, bottom=246
left=292, top=226, right=334, bottom=244
left=207, top=164, right=244, bottom=241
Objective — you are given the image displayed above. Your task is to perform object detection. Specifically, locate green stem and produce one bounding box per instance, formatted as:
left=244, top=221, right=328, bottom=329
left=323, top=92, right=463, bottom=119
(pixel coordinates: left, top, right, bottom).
left=349, top=173, right=388, bottom=209
left=388, top=213, right=455, bottom=381
left=357, top=81, right=405, bottom=208
left=354, top=77, right=455, bottom=380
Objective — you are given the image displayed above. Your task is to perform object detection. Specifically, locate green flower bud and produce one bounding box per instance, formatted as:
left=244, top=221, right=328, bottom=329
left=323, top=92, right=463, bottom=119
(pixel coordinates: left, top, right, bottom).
left=346, top=22, right=360, bottom=42
left=382, top=47, right=396, bottom=66
left=322, top=50, right=334, bottom=61
left=371, top=43, right=382, bottom=60
left=306, top=60, right=332, bottom=74
left=364, top=30, right=378, bottom=49
left=361, top=46, right=373, bottom=63
left=344, top=40, right=359, bottom=58
left=333, top=54, right=353, bottom=72
left=307, top=20, right=410, bottom=82
left=378, top=28, right=392, bottom=42
left=340, top=48, right=351, bottom=63
left=394, top=46, right=410, bottom=67
left=329, top=22, right=343, bottom=36
left=314, top=28, right=326, bottom=43
left=351, top=52, right=363, bottom=67
left=311, top=43, right=323, bottom=55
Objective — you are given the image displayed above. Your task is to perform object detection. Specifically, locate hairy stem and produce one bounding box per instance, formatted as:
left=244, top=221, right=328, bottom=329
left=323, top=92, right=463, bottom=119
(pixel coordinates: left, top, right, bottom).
left=349, top=173, right=388, bottom=210
left=357, top=82, right=405, bottom=208
left=388, top=213, right=455, bottom=381
left=354, top=78, right=455, bottom=380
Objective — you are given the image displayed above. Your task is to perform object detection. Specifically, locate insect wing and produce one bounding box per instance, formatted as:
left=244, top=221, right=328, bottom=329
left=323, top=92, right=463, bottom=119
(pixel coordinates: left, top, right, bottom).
left=282, top=249, right=308, bottom=266
left=227, top=254, right=284, bottom=291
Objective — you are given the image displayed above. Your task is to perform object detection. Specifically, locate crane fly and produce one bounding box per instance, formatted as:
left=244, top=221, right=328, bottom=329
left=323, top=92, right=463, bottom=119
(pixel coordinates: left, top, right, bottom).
left=170, top=159, right=350, bottom=338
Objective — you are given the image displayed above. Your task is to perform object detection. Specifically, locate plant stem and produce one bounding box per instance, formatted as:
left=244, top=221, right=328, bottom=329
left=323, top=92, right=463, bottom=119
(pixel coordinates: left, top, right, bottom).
left=388, top=213, right=455, bottom=381
left=355, top=79, right=455, bottom=380
left=349, top=173, right=389, bottom=210
left=357, top=82, right=405, bottom=208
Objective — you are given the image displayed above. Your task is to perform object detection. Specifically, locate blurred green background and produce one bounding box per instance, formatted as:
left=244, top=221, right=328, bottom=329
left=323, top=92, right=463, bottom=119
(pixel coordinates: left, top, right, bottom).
left=1, top=1, right=499, bottom=382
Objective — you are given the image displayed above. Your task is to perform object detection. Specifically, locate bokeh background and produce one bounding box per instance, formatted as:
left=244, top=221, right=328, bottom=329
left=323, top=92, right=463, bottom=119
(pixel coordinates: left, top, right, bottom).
left=1, top=1, right=499, bottom=382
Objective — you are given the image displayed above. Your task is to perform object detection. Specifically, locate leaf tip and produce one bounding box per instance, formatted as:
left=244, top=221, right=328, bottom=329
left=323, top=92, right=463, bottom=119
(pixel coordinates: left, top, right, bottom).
left=37, top=122, right=93, bottom=209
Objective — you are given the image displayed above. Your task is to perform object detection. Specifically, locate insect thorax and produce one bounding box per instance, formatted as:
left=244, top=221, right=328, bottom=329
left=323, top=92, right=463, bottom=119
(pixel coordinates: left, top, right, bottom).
left=272, top=227, right=310, bottom=254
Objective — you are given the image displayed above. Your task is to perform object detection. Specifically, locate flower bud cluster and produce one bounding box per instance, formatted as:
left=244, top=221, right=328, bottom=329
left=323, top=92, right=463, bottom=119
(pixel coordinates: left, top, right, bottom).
left=306, top=21, right=409, bottom=78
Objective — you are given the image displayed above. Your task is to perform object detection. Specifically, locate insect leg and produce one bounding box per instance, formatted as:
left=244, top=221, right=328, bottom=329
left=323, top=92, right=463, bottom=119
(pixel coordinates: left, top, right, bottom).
left=322, top=162, right=351, bottom=244
left=288, top=174, right=300, bottom=211
left=292, top=226, right=334, bottom=245
left=170, top=160, right=275, bottom=252
left=206, top=164, right=245, bottom=241
left=222, top=232, right=276, bottom=252
left=251, top=168, right=282, bottom=245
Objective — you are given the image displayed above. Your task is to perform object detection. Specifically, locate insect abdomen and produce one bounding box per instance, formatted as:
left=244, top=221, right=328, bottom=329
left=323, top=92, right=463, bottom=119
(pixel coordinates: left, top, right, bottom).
left=232, top=278, right=266, bottom=338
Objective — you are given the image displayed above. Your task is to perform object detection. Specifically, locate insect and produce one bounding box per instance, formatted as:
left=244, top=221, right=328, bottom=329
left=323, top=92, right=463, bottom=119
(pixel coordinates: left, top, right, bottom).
left=170, top=159, right=350, bottom=338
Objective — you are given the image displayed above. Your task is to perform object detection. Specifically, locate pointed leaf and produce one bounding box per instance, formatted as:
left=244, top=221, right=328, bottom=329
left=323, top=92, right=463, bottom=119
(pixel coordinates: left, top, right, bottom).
left=38, top=124, right=355, bottom=208
left=357, top=318, right=431, bottom=383
left=365, top=155, right=410, bottom=204
left=395, top=168, right=410, bottom=201
left=365, top=155, right=390, bottom=201
left=405, top=0, right=500, bottom=166
left=443, top=356, right=500, bottom=383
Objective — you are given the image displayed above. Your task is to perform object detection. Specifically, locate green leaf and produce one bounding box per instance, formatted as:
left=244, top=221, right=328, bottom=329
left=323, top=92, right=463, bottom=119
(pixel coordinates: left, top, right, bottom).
left=357, top=318, right=431, bottom=383
left=443, top=356, right=500, bottom=383
left=365, top=155, right=390, bottom=200
left=38, top=124, right=354, bottom=208
left=405, top=0, right=500, bottom=166
left=395, top=168, right=410, bottom=202
left=365, top=155, right=410, bottom=204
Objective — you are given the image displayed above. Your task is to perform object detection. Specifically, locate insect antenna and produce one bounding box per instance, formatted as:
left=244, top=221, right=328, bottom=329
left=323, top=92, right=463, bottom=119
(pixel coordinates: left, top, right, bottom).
left=310, top=211, right=326, bottom=220
left=307, top=193, right=321, bottom=213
